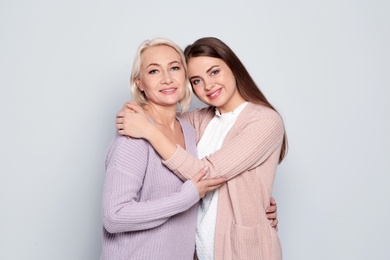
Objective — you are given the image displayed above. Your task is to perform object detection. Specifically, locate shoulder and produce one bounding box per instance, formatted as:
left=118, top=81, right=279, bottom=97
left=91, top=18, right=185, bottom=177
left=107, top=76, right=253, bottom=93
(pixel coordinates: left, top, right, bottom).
left=247, top=103, right=281, bottom=119
left=242, top=103, right=284, bottom=129
left=191, top=106, right=215, bottom=115
left=179, top=106, right=214, bottom=122
left=106, top=133, right=150, bottom=166
left=108, top=133, right=149, bottom=151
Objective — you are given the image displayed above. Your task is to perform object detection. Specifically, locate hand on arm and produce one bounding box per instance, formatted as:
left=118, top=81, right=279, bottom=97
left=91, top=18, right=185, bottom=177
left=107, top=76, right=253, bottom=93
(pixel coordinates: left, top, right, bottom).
left=191, top=167, right=226, bottom=198
left=115, top=100, right=138, bottom=129
left=116, top=103, right=151, bottom=138
left=116, top=104, right=178, bottom=159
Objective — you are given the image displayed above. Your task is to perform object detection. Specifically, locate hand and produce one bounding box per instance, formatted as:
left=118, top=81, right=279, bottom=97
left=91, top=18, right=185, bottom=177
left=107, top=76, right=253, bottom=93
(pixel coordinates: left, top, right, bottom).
left=191, top=167, right=226, bottom=198
left=266, top=197, right=278, bottom=231
left=118, top=101, right=138, bottom=113
left=116, top=103, right=151, bottom=138
left=116, top=101, right=140, bottom=135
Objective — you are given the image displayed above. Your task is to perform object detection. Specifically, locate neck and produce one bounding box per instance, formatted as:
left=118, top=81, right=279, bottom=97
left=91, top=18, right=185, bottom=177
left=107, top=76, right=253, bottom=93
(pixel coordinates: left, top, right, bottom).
left=217, top=94, right=246, bottom=114
left=144, top=103, right=177, bottom=129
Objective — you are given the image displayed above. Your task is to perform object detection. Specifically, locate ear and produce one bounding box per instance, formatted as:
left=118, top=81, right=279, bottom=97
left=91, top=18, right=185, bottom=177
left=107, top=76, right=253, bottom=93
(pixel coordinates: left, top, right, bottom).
left=135, top=78, right=143, bottom=91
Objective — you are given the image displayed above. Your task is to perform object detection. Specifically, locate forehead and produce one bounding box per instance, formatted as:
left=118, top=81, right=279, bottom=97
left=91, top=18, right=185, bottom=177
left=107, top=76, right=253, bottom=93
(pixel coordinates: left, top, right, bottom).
left=187, top=56, right=226, bottom=74
left=141, top=45, right=181, bottom=66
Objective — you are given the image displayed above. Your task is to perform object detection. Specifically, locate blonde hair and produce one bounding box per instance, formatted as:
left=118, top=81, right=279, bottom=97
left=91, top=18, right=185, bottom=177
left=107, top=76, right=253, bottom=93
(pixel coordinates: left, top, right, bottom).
left=130, top=38, right=192, bottom=111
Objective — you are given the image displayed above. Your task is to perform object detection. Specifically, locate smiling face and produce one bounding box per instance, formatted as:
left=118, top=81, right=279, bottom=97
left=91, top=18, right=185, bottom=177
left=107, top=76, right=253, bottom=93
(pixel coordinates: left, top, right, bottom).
left=136, top=45, right=186, bottom=109
left=187, top=56, right=245, bottom=114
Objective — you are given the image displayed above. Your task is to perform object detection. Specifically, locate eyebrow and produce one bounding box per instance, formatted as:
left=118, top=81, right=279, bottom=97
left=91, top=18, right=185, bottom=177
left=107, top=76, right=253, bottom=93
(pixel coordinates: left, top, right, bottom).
left=146, top=60, right=181, bottom=69
left=190, top=65, right=219, bottom=80
left=206, top=65, right=219, bottom=73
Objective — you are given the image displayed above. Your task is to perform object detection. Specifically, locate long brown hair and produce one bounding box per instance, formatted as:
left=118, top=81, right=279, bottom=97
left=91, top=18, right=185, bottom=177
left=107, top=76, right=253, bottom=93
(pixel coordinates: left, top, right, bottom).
left=184, top=37, right=288, bottom=163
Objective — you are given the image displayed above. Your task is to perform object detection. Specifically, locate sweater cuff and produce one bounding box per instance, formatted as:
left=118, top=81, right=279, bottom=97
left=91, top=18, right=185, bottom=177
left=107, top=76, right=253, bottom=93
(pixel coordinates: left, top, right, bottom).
left=162, top=145, right=189, bottom=171
left=180, top=180, right=200, bottom=205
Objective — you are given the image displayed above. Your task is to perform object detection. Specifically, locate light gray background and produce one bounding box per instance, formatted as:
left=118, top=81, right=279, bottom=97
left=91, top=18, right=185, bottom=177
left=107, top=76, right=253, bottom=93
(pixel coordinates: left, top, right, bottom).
left=1, top=0, right=389, bottom=259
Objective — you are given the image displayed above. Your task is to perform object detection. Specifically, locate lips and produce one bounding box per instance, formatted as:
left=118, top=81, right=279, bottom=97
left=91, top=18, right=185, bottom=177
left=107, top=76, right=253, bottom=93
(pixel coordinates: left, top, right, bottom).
left=160, top=87, right=177, bottom=94
left=207, top=88, right=222, bottom=99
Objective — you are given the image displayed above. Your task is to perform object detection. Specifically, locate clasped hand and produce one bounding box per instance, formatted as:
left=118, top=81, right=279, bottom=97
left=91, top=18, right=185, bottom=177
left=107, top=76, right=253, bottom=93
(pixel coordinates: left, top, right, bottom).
left=116, top=102, right=150, bottom=138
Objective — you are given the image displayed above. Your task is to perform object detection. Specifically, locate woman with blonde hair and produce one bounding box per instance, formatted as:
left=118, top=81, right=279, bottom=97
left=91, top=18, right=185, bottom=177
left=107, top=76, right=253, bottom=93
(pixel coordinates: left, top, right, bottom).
left=101, top=38, right=226, bottom=260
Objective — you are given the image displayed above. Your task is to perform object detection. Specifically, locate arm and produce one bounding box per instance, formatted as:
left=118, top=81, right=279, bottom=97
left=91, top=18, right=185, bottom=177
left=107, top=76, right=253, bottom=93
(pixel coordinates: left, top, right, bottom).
left=165, top=109, right=284, bottom=181
left=117, top=105, right=284, bottom=181
left=102, top=136, right=196, bottom=233
left=116, top=104, right=182, bottom=159
left=102, top=136, right=225, bottom=234
left=116, top=104, right=278, bottom=227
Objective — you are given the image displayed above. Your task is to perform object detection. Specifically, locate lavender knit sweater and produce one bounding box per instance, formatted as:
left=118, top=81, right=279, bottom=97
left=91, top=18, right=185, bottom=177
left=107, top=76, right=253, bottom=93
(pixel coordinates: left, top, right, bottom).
left=101, top=118, right=200, bottom=260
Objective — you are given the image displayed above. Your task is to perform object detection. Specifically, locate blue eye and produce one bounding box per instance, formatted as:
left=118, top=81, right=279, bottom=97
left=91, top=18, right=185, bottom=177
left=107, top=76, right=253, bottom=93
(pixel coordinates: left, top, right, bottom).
left=171, top=66, right=180, bottom=71
left=192, top=79, right=201, bottom=85
left=149, top=69, right=158, bottom=74
left=211, top=69, right=219, bottom=76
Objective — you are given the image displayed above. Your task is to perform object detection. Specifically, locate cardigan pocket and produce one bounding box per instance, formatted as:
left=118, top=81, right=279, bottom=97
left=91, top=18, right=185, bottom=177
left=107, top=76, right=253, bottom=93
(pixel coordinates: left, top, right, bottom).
left=230, top=222, right=272, bottom=260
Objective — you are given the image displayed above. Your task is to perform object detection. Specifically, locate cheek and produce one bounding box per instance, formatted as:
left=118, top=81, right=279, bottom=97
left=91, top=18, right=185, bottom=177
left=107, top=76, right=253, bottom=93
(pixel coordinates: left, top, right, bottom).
left=179, top=73, right=187, bottom=85
left=179, top=76, right=188, bottom=91
left=138, top=77, right=153, bottom=89
left=179, top=78, right=187, bottom=89
left=193, top=87, right=204, bottom=98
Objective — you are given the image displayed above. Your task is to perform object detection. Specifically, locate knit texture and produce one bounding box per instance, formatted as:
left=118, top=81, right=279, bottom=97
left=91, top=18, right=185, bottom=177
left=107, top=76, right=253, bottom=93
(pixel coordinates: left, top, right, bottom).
left=196, top=102, right=248, bottom=260
left=166, top=103, right=284, bottom=260
left=101, top=117, right=199, bottom=260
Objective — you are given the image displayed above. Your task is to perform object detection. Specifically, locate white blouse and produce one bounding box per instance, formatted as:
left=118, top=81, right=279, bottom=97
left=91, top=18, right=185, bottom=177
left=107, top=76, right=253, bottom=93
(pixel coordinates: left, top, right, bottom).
left=195, top=102, right=248, bottom=260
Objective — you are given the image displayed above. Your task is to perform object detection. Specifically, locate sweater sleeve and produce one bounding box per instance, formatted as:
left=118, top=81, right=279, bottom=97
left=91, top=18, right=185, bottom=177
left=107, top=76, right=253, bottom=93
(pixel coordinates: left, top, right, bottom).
left=179, top=106, right=212, bottom=139
left=163, top=108, right=284, bottom=181
left=102, top=135, right=199, bottom=234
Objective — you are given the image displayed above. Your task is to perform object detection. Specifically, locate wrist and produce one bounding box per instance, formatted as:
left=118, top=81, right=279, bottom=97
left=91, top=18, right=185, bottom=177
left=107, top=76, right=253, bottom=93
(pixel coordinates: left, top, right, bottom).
left=143, top=124, right=159, bottom=141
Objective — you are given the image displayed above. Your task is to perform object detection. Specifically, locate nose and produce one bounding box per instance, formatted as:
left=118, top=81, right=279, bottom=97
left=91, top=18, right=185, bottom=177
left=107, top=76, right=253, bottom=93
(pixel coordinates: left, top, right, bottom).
left=162, top=70, right=173, bottom=84
left=204, top=79, right=214, bottom=91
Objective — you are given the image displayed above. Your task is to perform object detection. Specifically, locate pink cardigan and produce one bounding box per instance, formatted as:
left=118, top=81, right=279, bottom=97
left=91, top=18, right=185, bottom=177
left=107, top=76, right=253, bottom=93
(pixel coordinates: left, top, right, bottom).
left=164, top=102, right=284, bottom=260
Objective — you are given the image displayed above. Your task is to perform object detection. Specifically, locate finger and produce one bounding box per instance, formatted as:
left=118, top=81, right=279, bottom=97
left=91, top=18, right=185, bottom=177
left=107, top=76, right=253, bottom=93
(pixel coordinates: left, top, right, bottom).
left=116, top=118, right=123, bottom=129
left=116, top=111, right=125, bottom=118
left=274, top=225, right=278, bottom=232
left=270, top=218, right=278, bottom=228
left=205, top=178, right=226, bottom=187
left=197, top=167, right=209, bottom=178
left=266, top=205, right=277, bottom=213
left=201, top=179, right=226, bottom=192
left=206, top=183, right=224, bottom=192
left=266, top=212, right=277, bottom=220
left=126, top=102, right=141, bottom=110
left=192, top=167, right=208, bottom=182
left=127, top=104, right=144, bottom=113
left=126, top=101, right=138, bottom=107
left=270, top=197, right=277, bottom=206
left=270, top=220, right=278, bottom=231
